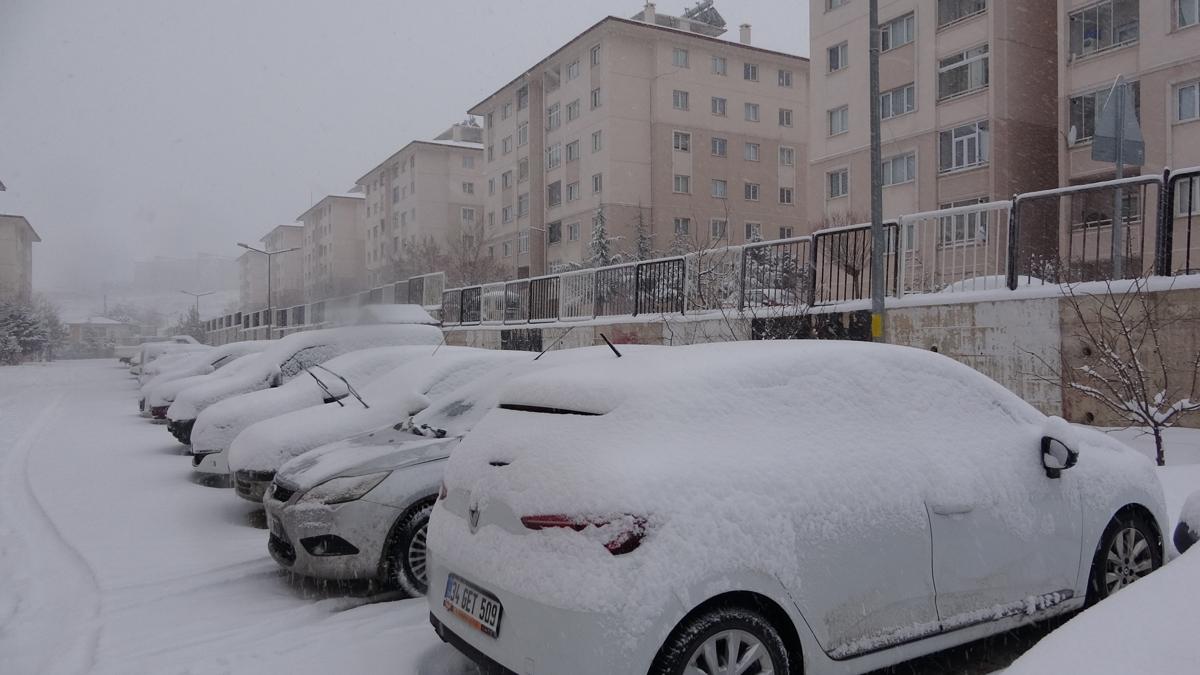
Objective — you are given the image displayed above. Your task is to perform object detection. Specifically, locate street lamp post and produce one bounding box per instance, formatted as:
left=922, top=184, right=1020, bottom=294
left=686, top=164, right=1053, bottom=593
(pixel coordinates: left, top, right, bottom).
left=237, top=242, right=300, bottom=331
left=179, top=290, right=215, bottom=315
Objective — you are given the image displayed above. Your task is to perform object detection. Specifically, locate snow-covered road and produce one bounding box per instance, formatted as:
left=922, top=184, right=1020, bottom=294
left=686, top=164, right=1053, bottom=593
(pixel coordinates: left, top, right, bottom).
left=0, top=360, right=477, bottom=675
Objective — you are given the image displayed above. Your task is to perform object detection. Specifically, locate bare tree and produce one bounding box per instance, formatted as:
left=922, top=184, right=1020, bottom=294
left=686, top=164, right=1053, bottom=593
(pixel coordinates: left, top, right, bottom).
left=1035, top=276, right=1200, bottom=466
left=445, top=222, right=507, bottom=286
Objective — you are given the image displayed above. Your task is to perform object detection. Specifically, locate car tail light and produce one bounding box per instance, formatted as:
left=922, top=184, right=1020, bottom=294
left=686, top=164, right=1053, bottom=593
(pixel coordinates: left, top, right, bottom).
left=520, top=514, right=648, bottom=555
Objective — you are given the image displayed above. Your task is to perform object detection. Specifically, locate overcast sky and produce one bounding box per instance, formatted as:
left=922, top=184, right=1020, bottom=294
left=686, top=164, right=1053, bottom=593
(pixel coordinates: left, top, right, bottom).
left=0, top=0, right=809, bottom=292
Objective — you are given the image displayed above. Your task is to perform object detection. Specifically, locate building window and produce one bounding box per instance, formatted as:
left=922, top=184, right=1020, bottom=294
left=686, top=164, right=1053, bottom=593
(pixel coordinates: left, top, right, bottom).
left=779, top=146, right=795, bottom=166
left=519, top=230, right=529, bottom=253
left=673, top=174, right=691, bottom=194
left=673, top=131, right=692, bottom=152
left=672, top=89, right=690, bottom=110
left=828, top=168, right=849, bottom=198
left=592, top=130, right=603, bottom=152
left=569, top=222, right=581, bottom=240
left=778, top=69, right=794, bottom=87
left=745, top=102, right=760, bottom=122
left=674, top=217, right=691, bottom=235
left=938, top=198, right=989, bottom=245
left=547, top=103, right=561, bottom=131
left=881, top=83, right=916, bottom=119
left=547, top=181, right=562, bottom=207
left=1069, top=0, right=1140, bottom=60
left=827, top=0, right=848, bottom=9
left=547, top=221, right=562, bottom=244
left=517, top=193, right=530, bottom=217
left=712, top=55, right=727, bottom=75
left=1177, top=80, right=1199, bottom=121
left=673, top=47, right=689, bottom=68
left=1181, top=0, right=1200, bottom=28
left=778, top=108, right=794, bottom=127
left=744, top=142, right=760, bottom=161
left=711, top=219, right=728, bottom=239
left=711, top=136, right=728, bottom=157
left=392, top=186, right=400, bottom=203
left=502, top=102, right=512, bottom=120
left=744, top=63, right=759, bottom=81
left=939, top=120, right=989, bottom=172
left=591, top=87, right=602, bottom=109
left=487, top=145, right=494, bottom=162
left=712, top=179, right=728, bottom=198
left=485, top=111, right=494, bottom=128
left=463, top=182, right=475, bottom=195
left=779, top=187, right=794, bottom=205
left=744, top=182, right=760, bottom=201
left=780, top=226, right=795, bottom=239
left=828, top=105, right=849, bottom=135
left=502, top=241, right=512, bottom=257
left=881, top=13, right=915, bottom=51
left=517, top=86, right=529, bottom=111
left=502, top=171, right=513, bottom=189
left=1176, top=176, right=1200, bottom=215
left=745, top=222, right=762, bottom=240
left=488, top=211, right=495, bottom=227
left=463, top=155, right=475, bottom=169
left=567, top=60, right=580, bottom=80
left=567, top=99, right=580, bottom=122
left=828, top=41, right=848, bottom=72
left=516, top=122, right=528, bottom=147
left=502, top=136, right=513, bottom=154
left=488, top=178, right=495, bottom=195
left=518, top=158, right=529, bottom=182
left=502, top=206, right=513, bottom=224
left=938, top=0, right=986, bottom=26
left=590, top=44, right=601, bottom=66
left=566, top=140, right=580, bottom=162
left=1071, top=82, right=1141, bottom=142
left=712, top=96, right=727, bottom=116
left=567, top=181, right=580, bottom=201
left=938, top=44, right=989, bottom=100
left=592, top=173, right=603, bottom=193
left=546, top=143, right=562, bottom=169
left=461, top=207, right=476, bottom=225
left=881, top=152, right=917, bottom=185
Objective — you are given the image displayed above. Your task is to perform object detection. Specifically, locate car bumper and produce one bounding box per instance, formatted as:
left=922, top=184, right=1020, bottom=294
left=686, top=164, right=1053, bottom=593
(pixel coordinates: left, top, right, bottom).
left=263, top=492, right=401, bottom=581
left=190, top=448, right=230, bottom=475
left=167, top=418, right=195, bottom=445
left=427, top=562, right=644, bottom=675
left=233, top=470, right=274, bottom=502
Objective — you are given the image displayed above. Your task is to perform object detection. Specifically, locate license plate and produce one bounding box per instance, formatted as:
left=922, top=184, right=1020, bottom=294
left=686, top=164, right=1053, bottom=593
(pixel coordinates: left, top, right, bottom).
left=443, top=574, right=503, bottom=638
left=268, top=515, right=288, bottom=542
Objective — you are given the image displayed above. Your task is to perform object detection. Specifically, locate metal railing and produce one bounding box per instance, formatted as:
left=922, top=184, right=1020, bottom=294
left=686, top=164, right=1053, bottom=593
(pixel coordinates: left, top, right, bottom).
left=529, top=276, right=560, bottom=323
left=898, top=201, right=1013, bottom=295
left=1163, top=167, right=1200, bottom=276
left=812, top=222, right=900, bottom=304
left=740, top=237, right=811, bottom=311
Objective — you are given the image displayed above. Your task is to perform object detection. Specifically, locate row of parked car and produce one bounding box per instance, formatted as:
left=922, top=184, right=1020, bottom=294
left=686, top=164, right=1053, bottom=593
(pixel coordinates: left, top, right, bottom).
left=128, top=309, right=1192, bottom=675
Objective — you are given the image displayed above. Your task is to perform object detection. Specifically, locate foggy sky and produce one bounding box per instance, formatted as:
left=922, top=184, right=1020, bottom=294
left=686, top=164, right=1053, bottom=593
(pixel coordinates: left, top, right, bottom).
left=0, top=0, right=810, bottom=292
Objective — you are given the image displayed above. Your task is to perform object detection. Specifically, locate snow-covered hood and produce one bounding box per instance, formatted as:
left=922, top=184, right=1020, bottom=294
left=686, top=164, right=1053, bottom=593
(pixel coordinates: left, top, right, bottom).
left=140, top=340, right=272, bottom=394
left=276, top=434, right=457, bottom=492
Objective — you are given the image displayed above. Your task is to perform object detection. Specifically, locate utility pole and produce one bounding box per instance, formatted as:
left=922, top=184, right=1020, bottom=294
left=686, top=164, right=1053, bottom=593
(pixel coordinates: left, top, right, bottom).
left=1093, top=74, right=1144, bottom=280
left=180, top=290, right=215, bottom=315
left=868, top=0, right=886, bottom=340
left=237, top=242, right=300, bottom=331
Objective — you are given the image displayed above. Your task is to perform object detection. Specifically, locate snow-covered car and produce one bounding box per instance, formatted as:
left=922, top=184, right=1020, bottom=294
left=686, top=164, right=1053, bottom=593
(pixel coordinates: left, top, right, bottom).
left=262, top=344, right=656, bottom=594
left=1176, top=490, right=1200, bottom=555
left=165, top=324, right=442, bottom=445
left=1005, top=547, right=1199, bottom=675
left=139, top=341, right=272, bottom=416
left=428, top=340, right=1168, bottom=675
left=229, top=347, right=524, bottom=503
left=119, top=333, right=200, bottom=364
left=136, top=339, right=208, bottom=384
left=189, top=345, right=435, bottom=476
left=143, top=352, right=267, bottom=420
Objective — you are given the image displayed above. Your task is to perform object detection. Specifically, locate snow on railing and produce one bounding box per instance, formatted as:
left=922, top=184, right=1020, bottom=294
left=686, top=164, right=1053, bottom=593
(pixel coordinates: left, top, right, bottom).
left=897, top=201, right=1014, bottom=296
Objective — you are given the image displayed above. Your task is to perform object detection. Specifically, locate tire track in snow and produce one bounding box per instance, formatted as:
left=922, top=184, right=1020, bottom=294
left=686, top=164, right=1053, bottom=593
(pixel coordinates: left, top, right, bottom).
left=0, top=391, right=103, bottom=675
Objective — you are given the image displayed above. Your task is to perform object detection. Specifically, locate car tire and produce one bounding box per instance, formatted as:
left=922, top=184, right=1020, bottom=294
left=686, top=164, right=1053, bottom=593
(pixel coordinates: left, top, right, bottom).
left=385, top=499, right=434, bottom=597
left=1086, top=509, right=1162, bottom=605
left=651, top=606, right=791, bottom=675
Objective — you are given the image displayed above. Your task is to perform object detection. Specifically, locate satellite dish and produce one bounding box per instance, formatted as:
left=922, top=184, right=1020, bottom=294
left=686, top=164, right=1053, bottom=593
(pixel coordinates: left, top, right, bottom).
left=1067, top=126, right=1077, bottom=146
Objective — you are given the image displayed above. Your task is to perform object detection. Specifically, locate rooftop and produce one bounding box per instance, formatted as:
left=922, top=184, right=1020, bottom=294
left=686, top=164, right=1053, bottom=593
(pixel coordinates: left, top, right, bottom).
left=0, top=213, right=41, bottom=242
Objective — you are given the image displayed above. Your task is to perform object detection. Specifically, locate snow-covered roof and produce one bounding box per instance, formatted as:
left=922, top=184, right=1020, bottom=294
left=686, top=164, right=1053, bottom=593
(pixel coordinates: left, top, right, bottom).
left=415, top=139, right=483, bottom=150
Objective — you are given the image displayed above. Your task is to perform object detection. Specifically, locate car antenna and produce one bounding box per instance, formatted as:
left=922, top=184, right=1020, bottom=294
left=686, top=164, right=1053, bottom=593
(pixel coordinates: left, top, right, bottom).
left=301, top=364, right=344, bottom=407
left=312, top=363, right=370, bottom=409
left=534, top=325, right=576, bottom=360
left=599, top=332, right=623, bottom=358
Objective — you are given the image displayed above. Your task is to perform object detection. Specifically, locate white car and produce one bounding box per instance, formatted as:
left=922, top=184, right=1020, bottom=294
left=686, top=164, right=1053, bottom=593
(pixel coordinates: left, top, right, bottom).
left=136, top=339, right=208, bottom=384
left=262, top=345, right=657, bottom=595
left=228, top=347, right=524, bottom=503
left=165, top=324, right=442, bottom=445
left=144, top=352, right=264, bottom=421
left=189, top=345, right=434, bottom=476
left=139, top=341, right=273, bottom=417
left=428, top=340, right=1168, bottom=675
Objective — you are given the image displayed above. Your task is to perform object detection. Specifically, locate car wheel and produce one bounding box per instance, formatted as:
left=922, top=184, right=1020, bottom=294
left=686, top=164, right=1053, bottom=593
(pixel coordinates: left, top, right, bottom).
left=1087, top=510, right=1162, bottom=605
left=651, top=607, right=790, bottom=675
left=386, top=500, right=434, bottom=597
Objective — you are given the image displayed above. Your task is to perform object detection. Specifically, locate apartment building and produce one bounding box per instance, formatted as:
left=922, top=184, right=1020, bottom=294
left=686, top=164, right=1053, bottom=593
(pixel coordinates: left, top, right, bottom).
left=237, top=249, right=268, bottom=311
left=808, top=0, right=1058, bottom=227
left=299, top=194, right=366, bottom=302
left=259, top=224, right=305, bottom=308
left=0, top=214, right=40, bottom=304
left=1058, top=0, right=1200, bottom=272
left=355, top=121, right=485, bottom=287
left=470, top=3, right=809, bottom=278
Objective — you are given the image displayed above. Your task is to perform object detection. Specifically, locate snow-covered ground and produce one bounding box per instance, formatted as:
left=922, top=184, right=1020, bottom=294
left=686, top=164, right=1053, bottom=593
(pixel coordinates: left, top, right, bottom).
left=1, top=359, right=1198, bottom=675
left=0, top=360, right=476, bottom=675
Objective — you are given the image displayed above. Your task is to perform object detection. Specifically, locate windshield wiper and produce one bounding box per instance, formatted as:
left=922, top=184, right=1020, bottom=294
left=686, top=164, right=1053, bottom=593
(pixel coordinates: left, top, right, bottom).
left=301, top=365, right=344, bottom=406
left=411, top=423, right=447, bottom=438
left=312, top=364, right=369, bottom=409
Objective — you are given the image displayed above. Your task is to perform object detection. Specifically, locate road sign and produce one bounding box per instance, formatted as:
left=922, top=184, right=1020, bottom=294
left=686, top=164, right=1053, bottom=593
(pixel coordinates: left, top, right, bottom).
left=1093, top=79, right=1144, bottom=165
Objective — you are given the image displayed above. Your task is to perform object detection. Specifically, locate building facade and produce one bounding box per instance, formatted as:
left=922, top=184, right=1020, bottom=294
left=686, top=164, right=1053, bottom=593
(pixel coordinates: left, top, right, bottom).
left=470, top=8, right=809, bottom=279
left=808, top=0, right=1059, bottom=228
left=355, top=121, right=485, bottom=287
left=237, top=249, right=268, bottom=311
left=258, top=224, right=305, bottom=309
left=299, top=195, right=366, bottom=302
left=0, top=214, right=40, bottom=304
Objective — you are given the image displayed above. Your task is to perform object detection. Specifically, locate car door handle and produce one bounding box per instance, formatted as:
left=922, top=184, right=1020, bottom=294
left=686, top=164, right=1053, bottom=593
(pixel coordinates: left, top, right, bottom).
left=930, top=502, right=975, bottom=516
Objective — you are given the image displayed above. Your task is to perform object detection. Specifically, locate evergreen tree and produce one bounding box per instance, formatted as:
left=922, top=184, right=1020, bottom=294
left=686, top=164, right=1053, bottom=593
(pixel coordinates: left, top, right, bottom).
left=171, top=305, right=208, bottom=343
left=0, top=302, right=48, bottom=360
left=33, top=295, right=67, bottom=361
left=634, top=207, right=654, bottom=261
left=0, top=333, right=21, bottom=365
left=588, top=207, right=615, bottom=268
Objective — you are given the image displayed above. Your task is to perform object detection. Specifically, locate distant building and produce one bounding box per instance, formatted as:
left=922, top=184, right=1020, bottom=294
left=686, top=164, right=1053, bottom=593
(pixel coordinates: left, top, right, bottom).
left=355, top=121, right=485, bottom=287
left=471, top=5, right=810, bottom=278
left=299, top=195, right=366, bottom=302
left=238, top=250, right=268, bottom=312
left=66, top=316, right=137, bottom=348
left=132, top=254, right=238, bottom=294
left=257, top=224, right=305, bottom=309
left=0, top=214, right=40, bottom=304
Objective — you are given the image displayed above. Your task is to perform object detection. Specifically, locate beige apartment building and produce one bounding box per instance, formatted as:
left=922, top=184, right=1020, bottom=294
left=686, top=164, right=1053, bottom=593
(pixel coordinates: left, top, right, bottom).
left=355, top=121, right=485, bottom=288
left=299, top=194, right=366, bottom=302
left=808, top=0, right=1059, bottom=228
left=0, top=214, right=40, bottom=304
left=237, top=249, right=268, bottom=311
left=470, top=4, right=809, bottom=278
left=1058, top=0, right=1200, bottom=273
left=259, top=224, right=305, bottom=308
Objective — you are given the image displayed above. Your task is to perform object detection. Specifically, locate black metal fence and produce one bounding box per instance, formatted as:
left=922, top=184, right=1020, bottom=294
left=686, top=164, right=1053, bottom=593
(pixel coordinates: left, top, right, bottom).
left=812, top=223, right=900, bottom=304
left=1164, top=168, right=1200, bottom=276
left=635, top=258, right=686, bottom=315
left=595, top=264, right=637, bottom=317
left=529, top=277, right=560, bottom=323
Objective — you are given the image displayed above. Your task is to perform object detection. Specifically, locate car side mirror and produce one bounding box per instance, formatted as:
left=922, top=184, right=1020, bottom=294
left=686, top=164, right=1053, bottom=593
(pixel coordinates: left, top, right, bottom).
left=1042, top=436, right=1078, bottom=479
left=268, top=370, right=283, bottom=388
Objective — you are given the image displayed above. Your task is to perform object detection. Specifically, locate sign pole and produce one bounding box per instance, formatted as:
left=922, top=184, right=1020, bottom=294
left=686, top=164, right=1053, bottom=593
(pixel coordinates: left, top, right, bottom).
left=868, top=0, right=885, bottom=340
left=1112, top=80, right=1125, bottom=280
